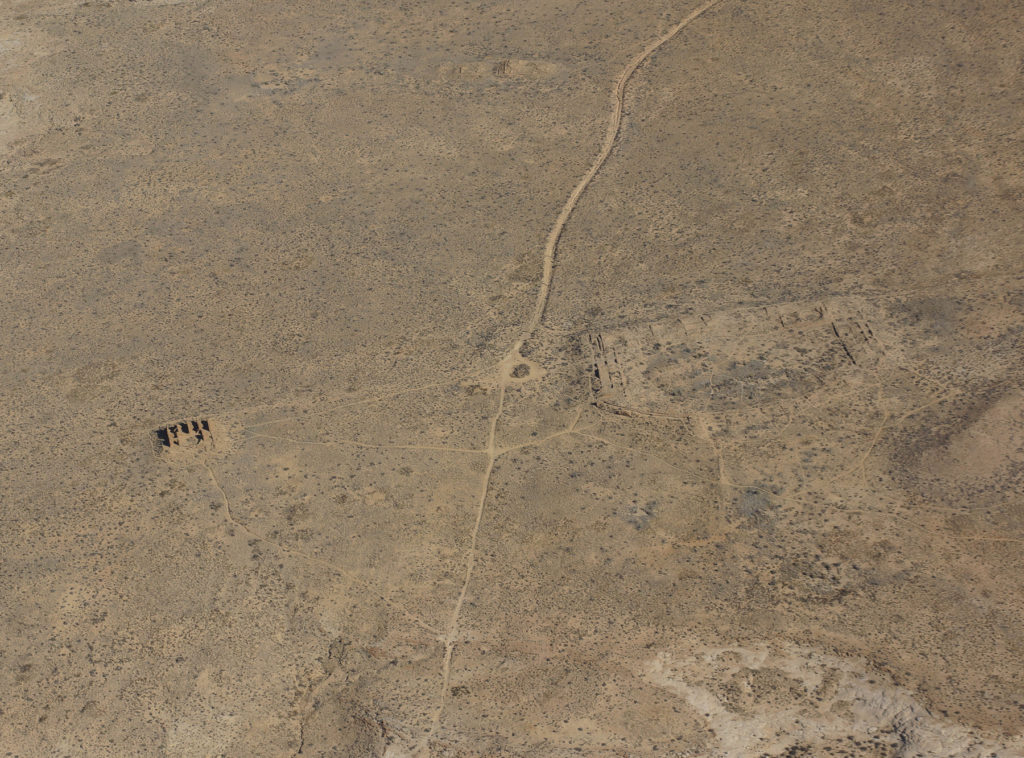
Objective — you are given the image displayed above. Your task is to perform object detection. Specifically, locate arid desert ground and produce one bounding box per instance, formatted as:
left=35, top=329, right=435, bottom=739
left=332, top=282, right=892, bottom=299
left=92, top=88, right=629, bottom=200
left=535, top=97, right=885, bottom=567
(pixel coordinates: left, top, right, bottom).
left=2, top=0, right=1024, bottom=755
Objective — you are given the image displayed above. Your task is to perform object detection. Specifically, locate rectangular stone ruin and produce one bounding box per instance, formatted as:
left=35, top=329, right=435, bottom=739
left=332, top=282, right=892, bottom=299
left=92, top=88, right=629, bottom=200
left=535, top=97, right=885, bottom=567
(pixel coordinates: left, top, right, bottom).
left=154, top=419, right=212, bottom=454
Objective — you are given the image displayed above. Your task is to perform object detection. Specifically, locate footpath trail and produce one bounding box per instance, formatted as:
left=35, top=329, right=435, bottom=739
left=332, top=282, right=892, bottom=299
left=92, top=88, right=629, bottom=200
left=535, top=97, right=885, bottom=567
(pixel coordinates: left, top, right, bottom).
left=421, top=2, right=728, bottom=752
left=426, top=383, right=506, bottom=742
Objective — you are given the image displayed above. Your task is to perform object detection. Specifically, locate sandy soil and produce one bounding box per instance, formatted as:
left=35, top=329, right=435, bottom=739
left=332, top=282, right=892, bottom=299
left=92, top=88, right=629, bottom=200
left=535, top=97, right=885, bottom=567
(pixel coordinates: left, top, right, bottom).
left=2, top=0, right=1023, bottom=755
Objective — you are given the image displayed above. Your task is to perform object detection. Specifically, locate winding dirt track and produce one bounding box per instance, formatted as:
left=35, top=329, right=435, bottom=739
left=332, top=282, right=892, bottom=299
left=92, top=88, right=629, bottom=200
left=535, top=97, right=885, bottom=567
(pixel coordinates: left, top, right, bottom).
left=421, top=2, right=728, bottom=751
left=521, top=0, right=727, bottom=342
